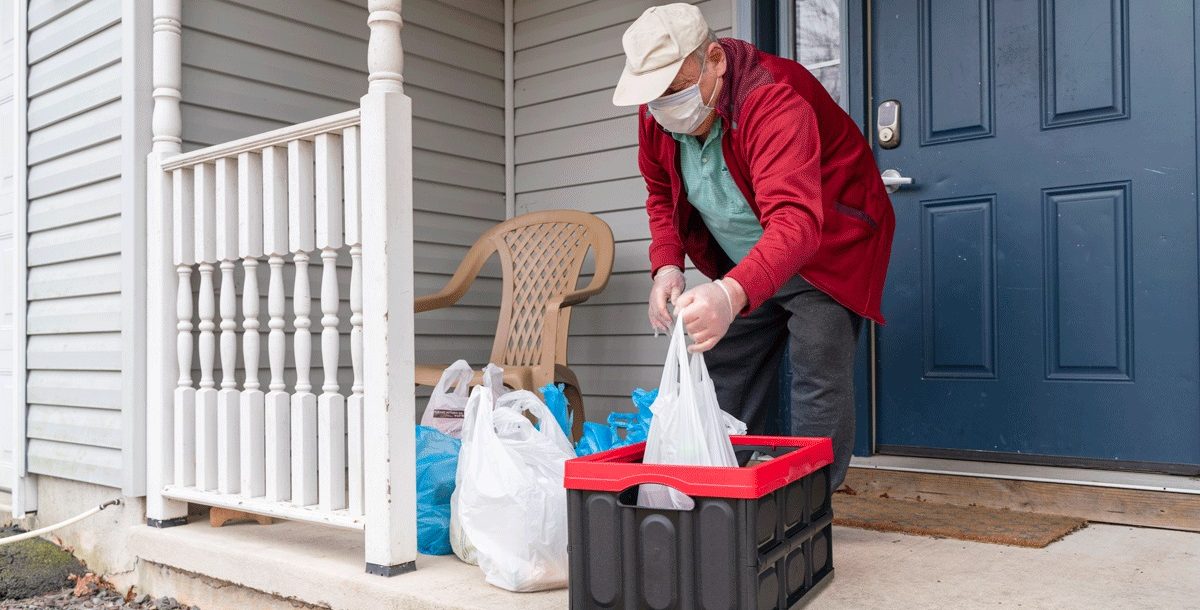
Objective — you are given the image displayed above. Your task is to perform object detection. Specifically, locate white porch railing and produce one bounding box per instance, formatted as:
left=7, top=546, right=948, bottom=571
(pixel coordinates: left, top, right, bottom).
left=157, top=111, right=366, bottom=529
left=145, top=0, right=417, bottom=575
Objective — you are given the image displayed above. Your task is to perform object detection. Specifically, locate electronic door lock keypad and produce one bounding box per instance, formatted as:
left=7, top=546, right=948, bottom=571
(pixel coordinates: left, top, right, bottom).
left=877, top=100, right=901, bottom=149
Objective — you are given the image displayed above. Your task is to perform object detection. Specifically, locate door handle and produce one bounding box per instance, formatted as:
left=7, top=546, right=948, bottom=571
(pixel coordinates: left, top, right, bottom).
left=881, top=169, right=913, bottom=194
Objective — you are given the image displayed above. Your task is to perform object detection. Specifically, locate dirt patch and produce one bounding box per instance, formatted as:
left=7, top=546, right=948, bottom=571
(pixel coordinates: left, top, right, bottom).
left=0, top=527, right=197, bottom=609
left=0, top=526, right=87, bottom=600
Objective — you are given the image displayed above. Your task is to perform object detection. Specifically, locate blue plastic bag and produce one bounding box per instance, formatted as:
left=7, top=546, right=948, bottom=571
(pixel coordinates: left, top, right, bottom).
left=575, top=422, right=614, bottom=457
left=416, top=425, right=461, bottom=555
left=631, top=387, right=658, bottom=421
left=608, top=412, right=648, bottom=446
left=572, top=388, right=659, bottom=456
left=538, top=382, right=574, bottom=438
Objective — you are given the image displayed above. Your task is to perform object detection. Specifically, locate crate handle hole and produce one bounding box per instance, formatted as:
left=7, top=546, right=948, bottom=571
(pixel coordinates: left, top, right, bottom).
left=617, top=484, right=696, bottom=511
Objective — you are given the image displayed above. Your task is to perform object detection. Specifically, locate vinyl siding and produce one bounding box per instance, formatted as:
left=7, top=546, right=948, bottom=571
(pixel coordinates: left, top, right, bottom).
left=0, top=2, right=16, bottom=491
left=513, top=0, right=734, bottom=417
left=21, top=0, right=124, bottom=487
left=179, top=0, right=505, bottom=398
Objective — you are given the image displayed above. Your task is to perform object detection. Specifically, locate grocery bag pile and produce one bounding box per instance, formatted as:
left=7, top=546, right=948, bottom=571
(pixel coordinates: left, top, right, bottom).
left=417, top=360, right=575, bottom=592
left=424, top=316, right=745, bottom=591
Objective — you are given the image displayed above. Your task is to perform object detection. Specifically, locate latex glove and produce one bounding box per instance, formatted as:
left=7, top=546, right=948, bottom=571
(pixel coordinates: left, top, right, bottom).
left=649, top=266, right=686, bottom=334
left=676, top=279, right=738, bottom=353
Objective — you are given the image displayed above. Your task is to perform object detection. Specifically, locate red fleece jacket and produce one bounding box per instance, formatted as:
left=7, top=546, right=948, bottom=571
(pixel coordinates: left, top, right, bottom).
left=639, top=39, right=895, bottom=323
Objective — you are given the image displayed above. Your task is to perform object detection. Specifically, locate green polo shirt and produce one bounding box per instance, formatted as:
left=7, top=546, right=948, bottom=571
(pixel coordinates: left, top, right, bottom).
left=672, top=117, right=764, bottom=263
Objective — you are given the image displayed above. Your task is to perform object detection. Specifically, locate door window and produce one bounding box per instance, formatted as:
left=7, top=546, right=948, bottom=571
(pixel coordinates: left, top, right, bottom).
left=795, top=0, right=845, bottom=107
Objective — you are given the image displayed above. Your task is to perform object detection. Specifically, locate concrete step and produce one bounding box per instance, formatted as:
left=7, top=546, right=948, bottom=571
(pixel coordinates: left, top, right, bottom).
left=845, top=458, right=1200, bottom=531
left=129, top=520, right=568, bottom=610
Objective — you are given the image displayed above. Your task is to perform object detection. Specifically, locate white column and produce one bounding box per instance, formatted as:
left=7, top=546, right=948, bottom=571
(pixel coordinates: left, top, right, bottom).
left=288, top=139, right=318, bottom=508
left=315, top=133, right=346, bottom=512
left=145, top=0, right=189, bottom=526
left=239, top=151, right=266, bottom=498
left=215, top=158, right=241, bottom=494
left=362, top=0, right=417, bottom=575
left=263, top=145, right=291, bottom=502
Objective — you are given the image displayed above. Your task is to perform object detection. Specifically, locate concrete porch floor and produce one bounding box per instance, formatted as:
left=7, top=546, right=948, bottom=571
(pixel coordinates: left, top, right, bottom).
left=128, top=518, right=1200, bottom=609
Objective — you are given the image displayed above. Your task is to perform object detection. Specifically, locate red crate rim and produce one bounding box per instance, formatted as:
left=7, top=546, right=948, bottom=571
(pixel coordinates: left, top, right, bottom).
left=563, top=435, right=833, bottom=499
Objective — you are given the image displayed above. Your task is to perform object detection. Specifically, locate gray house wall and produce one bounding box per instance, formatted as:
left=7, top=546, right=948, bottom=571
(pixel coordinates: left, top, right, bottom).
left=9, top=0, right=505, bottom=493
left=513, top=0, right=733, bottom=417
left=1, top=2, right=16, bottom=492
left=21, top=0, right=127, bottom=488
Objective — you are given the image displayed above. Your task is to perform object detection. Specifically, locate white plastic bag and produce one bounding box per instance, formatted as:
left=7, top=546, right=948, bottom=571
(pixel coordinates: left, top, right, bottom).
left=448, top=435, right=478, bottom=565
left=455, top=386, right=573, bottom=592
left=638, top=318, right=741, bottom=510
left=421, top=359, right=474, bottom=437
left=448, top=362, right=508, bottom=565
left=482, top=362, right=509, bottom=399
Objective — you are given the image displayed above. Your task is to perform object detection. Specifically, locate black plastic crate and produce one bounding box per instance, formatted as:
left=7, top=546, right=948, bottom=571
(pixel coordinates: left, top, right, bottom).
left=564, top=436, right=834, bottom=609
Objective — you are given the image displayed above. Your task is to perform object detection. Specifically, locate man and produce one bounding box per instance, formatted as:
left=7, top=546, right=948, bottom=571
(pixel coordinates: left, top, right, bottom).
left=613, top=3, right=895, bottom=488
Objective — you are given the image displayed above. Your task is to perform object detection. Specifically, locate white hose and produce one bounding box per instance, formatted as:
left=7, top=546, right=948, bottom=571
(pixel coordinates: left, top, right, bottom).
left=0, top=499, right=122, bottom=546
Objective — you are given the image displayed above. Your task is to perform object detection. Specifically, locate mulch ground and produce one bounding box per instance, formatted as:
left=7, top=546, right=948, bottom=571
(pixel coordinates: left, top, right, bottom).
left=0, top=587, right=197, bottom=610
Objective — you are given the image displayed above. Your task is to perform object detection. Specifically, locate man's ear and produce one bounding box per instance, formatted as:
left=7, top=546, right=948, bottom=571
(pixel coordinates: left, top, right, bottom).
left=710, top=42, right=727, bottom=78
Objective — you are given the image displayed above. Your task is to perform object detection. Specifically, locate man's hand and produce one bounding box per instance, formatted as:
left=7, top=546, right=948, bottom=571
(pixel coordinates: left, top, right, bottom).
left=676, top=277, right=747, bottom=352
left=649, top=266, right=686, bottom=333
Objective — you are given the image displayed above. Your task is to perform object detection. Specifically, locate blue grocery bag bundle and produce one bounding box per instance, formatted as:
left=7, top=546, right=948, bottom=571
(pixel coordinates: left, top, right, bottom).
left=574, top=387, right=657, bottom=457
left=416, top=424, right=461, bottom=555
left=534, top=383, right=655, bottom=456
left=539, top=382, right=574, bottom=439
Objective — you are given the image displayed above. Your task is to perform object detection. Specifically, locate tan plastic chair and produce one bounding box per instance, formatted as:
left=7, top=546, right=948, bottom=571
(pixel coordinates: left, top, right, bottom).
left=414, top=210, right=615, bottom=440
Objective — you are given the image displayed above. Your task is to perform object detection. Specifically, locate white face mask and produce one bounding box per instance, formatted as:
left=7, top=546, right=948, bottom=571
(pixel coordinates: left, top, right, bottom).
left=648, top=56, right=719, bottom=134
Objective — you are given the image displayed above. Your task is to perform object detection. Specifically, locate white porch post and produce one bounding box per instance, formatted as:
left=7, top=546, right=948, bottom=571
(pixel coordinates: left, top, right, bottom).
left=361, top=0, right=417, bottom=575
left=145, top=0, right=189, bottom=526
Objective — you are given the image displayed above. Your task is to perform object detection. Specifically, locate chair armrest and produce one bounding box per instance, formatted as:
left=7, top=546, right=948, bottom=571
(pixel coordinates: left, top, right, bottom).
left=414, top=290, right=460, bottom=313
left=557, top=272, right=611, bottom=309
left=414, top=239, right=495, bottom=313
left=557, top=224, right=615, bottom=309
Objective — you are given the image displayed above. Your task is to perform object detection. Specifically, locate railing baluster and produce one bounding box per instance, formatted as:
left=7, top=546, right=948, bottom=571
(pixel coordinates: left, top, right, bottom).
left=289, top=139, right=318, bottom=507
left=194, top=162, right=219, bottom=492
left=315, top=133, right=346, bottom=512
left=172, top=168, right=196, bottom=489
left=239, top=151, right=266, bottom=498
left=342, top=126, right=365, bottom=517
left=215, top=157, right=241, bottom=494
left=263, top=145, right=291, bottom=502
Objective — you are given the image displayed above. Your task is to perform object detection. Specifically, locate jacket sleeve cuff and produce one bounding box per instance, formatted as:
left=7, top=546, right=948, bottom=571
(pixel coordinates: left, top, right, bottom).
left=724, top=258, right=776, bottom=314
left=648, top=243, right=686, bottom=278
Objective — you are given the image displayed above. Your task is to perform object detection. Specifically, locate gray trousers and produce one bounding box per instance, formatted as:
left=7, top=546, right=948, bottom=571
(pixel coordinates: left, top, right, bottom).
left=704, top=275, right=863, bottom=489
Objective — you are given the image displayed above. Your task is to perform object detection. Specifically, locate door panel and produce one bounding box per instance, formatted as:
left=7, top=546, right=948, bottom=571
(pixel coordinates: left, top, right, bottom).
left=872, top=0, right=1200, bottom=468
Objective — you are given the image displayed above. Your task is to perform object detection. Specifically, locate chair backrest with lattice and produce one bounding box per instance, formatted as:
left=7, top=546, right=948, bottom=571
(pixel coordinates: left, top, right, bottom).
left=477, top=210, right=614, bottom=369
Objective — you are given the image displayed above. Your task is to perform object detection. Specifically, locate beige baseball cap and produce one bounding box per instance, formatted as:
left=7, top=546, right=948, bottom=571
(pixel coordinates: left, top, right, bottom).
left=613, top=3, right=711, bottom=107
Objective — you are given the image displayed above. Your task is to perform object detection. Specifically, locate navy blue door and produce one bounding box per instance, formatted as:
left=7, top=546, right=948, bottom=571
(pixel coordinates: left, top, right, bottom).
left=871, top=1, right=1200, bottom=470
